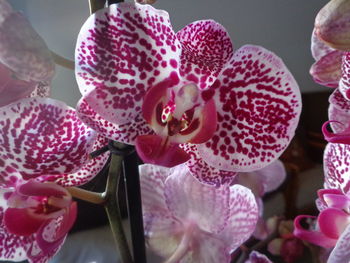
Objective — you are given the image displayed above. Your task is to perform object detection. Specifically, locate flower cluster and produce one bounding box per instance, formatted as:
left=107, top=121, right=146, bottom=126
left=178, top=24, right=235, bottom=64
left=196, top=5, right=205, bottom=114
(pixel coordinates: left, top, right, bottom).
left=0, top=1, right=302, bottom=262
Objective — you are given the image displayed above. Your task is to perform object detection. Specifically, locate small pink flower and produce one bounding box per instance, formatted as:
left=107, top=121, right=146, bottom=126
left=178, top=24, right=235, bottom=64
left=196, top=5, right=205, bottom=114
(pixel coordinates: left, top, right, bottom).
left=75, top=3, right=301, bottom=179
left=0, top=0, right=55, bottom=107
left=140, top=163, right=258, bottom=262
left=0, top=179, right=76, bottom=263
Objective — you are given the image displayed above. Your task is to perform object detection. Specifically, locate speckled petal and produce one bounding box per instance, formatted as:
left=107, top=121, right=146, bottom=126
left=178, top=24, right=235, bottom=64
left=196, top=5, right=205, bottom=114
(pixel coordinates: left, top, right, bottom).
left=139, top=164, right=169, bottom=215
left=182, top=144, right=237, bottom=186
left=30, top=82, right=51, bottom=98
left=311, top=29, right=336, bottom=61
left=221, top=184, right=258, bottom=252
left=40, top=135, right=109, bottom=187
left=324, top=142, right=350, bottom=192
left=75, top=2, right=181, bottom=125
left=198, top=45, right=301, bottom=172
left=310, top=50, right=342, bottom=88
left=0, top=12, right=54, bottom=82
left=0, top=159, right=22, bottom=188
left=328, top=224, right=350, bottom=263
left=76, top=96, right=153, bottom=145
left=339, top=52, right=350, bottom=100
left=176, top=20, right=233, bottom=90
left=164, top=164, right=230, bottom=234
left=329, top=89, right=350, bottom=133
left=0, top=98, right=97, bottom=179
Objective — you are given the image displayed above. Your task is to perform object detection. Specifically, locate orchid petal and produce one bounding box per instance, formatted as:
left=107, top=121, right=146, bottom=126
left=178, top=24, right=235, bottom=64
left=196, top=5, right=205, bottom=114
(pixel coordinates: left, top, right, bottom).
left=310, top=50, right=342, bottom=88
left=327, top=224, right=350, bottom=263
left=329, top=89, right=350, bottom=133
left=318, top=208, right=350, bottom=239
left=318, top=189, right=350, bottom=210
left=176, top=20, right=233, bottom=90
left=17, top=180, right=68, bottom=198
left=197, top=45, right=301, bottom=172
left=76, top=97, right=152, bottom=144
left=245, top=251, right=273, bottom=263
left=322, top=120, right=350, bottom=144
left=293, top=215, right=337, bottom=248
left=0, top=12, right=54, bottom=82
left=0, top=159, right=22, bottom=188
left=323, top=142, right=350, bottom=192
left=0, top=0, right=12, bottom=24
left=75, top=2, right=181, bottom=125
left=315, top=0, right=350, bottom=51
left=182, top=144, right=237, bottom=186
left=30, top=82, right=51, bottom=98
left=164, top=164, right=230, bottom=233
left=0, top=98, right=97, bottom=179
left=221, top=185, right=258, bottom=252
left=316, top=198, right=328, bottom=212
left=311, top=28, right=336, bottom=61
left=339, top=52, right=350, bottom=100
left=139, top=164, right=169, bottom=215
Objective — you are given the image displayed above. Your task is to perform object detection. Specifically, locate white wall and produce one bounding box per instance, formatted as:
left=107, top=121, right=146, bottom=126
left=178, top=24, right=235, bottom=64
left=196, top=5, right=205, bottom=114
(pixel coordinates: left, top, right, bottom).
left=10, top=0, right=329, bottom=107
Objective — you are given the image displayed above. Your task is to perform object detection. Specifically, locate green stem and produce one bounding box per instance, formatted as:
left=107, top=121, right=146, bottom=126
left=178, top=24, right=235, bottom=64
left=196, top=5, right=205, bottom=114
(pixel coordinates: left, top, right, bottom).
left=105, top=147, right=133, bottom=263
left=88, top=0, right=105, bottom=14
left=50, top=50, right=75, bottom=70
left=67, top=187, right=105, bottom=205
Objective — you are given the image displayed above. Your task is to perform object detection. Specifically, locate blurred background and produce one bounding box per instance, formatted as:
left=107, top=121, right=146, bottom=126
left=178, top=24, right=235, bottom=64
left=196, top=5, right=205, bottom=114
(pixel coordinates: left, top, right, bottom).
left=5, top=1, right=332, bottom=262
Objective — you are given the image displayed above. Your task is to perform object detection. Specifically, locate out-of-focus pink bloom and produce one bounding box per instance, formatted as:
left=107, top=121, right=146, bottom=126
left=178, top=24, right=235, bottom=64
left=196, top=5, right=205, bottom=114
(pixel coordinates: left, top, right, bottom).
left=140, top=163, right=258, bottom=262
left=245, top=251, right=272, bottom=263
left=233, top=160, right=286, bottom=239
left=75, top=3, right=301, bottom=180
left=0, top=179, right=76, bottom=263
left=0, top=98, right=109, bottom=262
left=0, top=0, right=55, bottom=107
left=315, top=0, right=350, bottom=51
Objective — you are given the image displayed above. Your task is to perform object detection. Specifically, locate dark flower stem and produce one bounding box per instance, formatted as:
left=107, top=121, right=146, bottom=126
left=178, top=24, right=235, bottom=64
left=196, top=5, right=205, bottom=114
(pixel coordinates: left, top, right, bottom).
left=105, top=150, right=133, bottom=263
left=88, top=0, right=105, bottom=14
left=123, top=152, right=147, bottom=263
left=67, top=187, right=105, bottom=204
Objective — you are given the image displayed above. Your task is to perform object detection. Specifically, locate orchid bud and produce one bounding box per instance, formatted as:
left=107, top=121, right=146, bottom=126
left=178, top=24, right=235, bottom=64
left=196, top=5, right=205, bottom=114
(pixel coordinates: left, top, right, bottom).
left=315, top=0, right=350, bottom=51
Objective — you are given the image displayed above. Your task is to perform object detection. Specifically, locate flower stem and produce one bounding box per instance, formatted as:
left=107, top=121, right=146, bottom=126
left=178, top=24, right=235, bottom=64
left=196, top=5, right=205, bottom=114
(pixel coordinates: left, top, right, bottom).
left=105, top=145, right=133, bottom=263
left=88, top=0, right=105, bottom=14
left=66, top=187, right=105, bottom=204
left=50, top=51, right=75, bottom=70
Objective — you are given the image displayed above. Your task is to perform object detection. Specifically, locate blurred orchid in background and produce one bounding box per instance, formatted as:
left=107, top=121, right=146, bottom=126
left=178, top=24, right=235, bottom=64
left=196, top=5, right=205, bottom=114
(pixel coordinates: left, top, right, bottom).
left=140, top=163, right=258, bottom=262
left=0, top=0, right=55, bottom=107
left=245, top=251, right=272, bottom=263
left=75, top=3, right=301, bottom=178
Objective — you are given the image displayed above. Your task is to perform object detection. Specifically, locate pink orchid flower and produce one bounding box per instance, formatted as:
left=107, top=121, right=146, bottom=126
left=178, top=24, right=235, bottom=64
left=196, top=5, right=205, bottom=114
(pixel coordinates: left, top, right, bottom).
left=294, top=142, right=350, bottom=263
left=0, top=97, right=109, bottom=262
left=245, top=251, right=272, bottom=263
left=0, top=179, right=76, bottom=263
left=75, top=3, right=301, bottom=173
left=140, top=163, right=258, bottom=263
left=233, top=160, right=286, bottom=240
left=0, top=0, right=55, bottom=107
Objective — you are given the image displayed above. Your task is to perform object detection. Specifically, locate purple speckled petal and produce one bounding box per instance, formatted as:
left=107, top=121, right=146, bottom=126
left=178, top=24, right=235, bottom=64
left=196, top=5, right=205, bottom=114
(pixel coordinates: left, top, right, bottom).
left=139, top=164, right=169, bottom=215
left=182, top=144, right=237, bottom=186
left=0, top=12, right=54, bottom=82
left=164, top=164, right=230, bottom=234
left=30, top=82, right=51, bottom=98
left=0, top=160, right=22, bottom=188
left=339, top=52, right=350, bottom=100
left=76, top=97, right=153, bottom=144
left=329, top=89, right=350, bottom=133
left=176, top=20, right=233, bottom=90
left=311, top=29, right=337, bottom=61
left=197, top=45, right=301, bottom=172
left=75, top=2, right=181, bottom=125
left=310, top=50, right=342, bottom=88
left=39, top=135, right=109, bottom=187
left=0, top=98, right=97, bottom=180
left=324, top=142, right=350, bottom=193
left=245, top=251, right=272, bottom=263
left=328, top=224, right=350, bottom=263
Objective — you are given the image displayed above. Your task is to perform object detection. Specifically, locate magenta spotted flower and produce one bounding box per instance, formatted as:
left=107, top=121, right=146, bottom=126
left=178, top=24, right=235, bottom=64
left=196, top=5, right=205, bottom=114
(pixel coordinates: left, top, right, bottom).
left=0, top=98, right=109, bottom=262
left=75, top=2, right=301, bottom=175
left=140, top=163, right=258, bottom=262
left=0, top=0, right=55, bottom=107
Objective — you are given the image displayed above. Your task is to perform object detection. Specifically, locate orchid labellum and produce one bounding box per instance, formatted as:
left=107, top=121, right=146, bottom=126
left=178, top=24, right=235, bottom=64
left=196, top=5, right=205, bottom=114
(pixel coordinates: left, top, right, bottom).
left=140, top=163, right=258, bottom=263
left=75, top=2, right=301, bottom=178
left=0, top=98, right=109, bottom=262
left=0, top=0, right=55, bottom=107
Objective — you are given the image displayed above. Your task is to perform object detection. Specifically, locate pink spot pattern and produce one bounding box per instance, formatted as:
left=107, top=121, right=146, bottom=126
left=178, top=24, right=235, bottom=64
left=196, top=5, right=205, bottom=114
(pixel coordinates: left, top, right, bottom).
left=340, top=52, right=350, bottom=100
left=329, top=89, right=350, bottom=133
left=324, top=142, right=350, bottom=193
left=197, top=45, right=301, bottom=172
